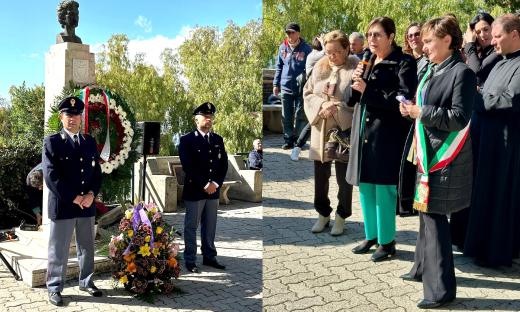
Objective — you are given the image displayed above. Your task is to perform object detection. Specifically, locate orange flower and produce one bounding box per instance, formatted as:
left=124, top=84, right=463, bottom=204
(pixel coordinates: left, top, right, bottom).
left=126, top=262, right=137, bottom=273
left=156, top=226, right=163, bottom=234
left=123, top=253, right=135, bottom=263
left=167, top=257, right=177, bottom=268
left=153, top=242, right=162, bottom=249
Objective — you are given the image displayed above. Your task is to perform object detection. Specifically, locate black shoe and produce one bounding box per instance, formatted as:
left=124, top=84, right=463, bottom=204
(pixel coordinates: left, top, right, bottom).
left=417, top=297, right=455, bottom=309
left=352, top=238, right=378, bottom=254
left=282, top=143, right=294, bottom=150
left=186, top=263, right=201, bottom=273
left=400, top=272, right=422, bottom=282
left=203, top=258, right=226, bottom=270
left=371, top=240, right=396, bottom=262
left=48, top=292, right=63, bottom=306
left=79, top=285, right=103, bottom=297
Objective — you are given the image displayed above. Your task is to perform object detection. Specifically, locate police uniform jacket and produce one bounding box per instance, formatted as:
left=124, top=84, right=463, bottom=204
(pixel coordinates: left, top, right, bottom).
left=179, top=130, right=228, bottom=201
left=42, top=129, right=102, bottom=220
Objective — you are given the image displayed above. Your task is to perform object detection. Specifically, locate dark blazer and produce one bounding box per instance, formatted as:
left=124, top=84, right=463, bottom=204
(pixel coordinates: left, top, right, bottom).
left=347, top=46, right=418, bottom=185
left=179, top=130, right=228, bottom=201
left=42, top=130, right=102, bottom=220
left=401, top=52, right=476, bottom=215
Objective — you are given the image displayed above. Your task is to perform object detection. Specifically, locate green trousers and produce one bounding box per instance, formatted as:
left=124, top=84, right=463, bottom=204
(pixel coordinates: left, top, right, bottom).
left=359, top=183, right=397, bottom=245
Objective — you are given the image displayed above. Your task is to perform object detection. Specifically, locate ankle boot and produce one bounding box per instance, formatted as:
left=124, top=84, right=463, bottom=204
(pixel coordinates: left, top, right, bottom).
left=371, top=240, right=396, bottom=262
left=330, top=214, right=346, bottom=236
left=352, top=238, right=378, bottom=254
left=311, top=215, right=330, bottom=233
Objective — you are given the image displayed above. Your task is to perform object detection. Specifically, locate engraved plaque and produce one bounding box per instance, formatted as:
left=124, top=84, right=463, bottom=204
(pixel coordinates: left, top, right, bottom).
left=73, top=59, right=89, bottom=83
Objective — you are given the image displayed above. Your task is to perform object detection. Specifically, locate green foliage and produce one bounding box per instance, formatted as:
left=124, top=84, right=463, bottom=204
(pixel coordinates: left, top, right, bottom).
left=0, top=137, right=42, bottom=212
left=7, top=83, right=45, bottom=144
left=262, top=0, right=509, bottom=61
left=96, top=35, right=193, bottom=155
left=178, top=20, right=263, bottom=153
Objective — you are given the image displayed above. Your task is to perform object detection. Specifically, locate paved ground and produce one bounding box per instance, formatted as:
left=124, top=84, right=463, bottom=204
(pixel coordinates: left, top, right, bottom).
left=263, top=133, right=520, bottom=312
left=0, top=201, right=262, bottom=311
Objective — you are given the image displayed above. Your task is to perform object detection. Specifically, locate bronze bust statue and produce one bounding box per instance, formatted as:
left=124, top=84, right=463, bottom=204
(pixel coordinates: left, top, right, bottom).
left=56, top=0, right=82, bottom=44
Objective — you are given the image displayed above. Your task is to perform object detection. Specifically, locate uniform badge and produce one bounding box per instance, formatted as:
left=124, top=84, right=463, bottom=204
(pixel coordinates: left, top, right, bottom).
left=218, top=153, right=221, bottom=159
left=92, top=160, right=95, bottom=167
left=70, top=98, right=75, bottom=107
left=207, top=103, right=211, bottom=109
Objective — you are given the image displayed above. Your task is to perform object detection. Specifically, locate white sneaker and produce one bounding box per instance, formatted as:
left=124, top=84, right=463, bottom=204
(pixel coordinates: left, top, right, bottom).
left=290, top=147, right=301, bottom=161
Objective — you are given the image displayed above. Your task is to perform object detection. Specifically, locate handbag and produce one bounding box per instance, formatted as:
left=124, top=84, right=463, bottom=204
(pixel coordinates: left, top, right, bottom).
left=325, top=127, right=351, bottom=163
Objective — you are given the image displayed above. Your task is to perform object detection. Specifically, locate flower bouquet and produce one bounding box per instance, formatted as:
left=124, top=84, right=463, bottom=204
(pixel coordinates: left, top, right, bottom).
left=109, top=202, right=181, bottom=297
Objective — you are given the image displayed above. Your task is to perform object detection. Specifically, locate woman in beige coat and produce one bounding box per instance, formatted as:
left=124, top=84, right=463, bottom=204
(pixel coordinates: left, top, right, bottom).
left=303, top=30, right=359, bottom=235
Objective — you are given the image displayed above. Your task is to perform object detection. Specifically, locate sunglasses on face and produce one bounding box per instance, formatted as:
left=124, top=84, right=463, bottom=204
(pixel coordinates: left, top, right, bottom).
left=407, top=32, right=421, bottom=39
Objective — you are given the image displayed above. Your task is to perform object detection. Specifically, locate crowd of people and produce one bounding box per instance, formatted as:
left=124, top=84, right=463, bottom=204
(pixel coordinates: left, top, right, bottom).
left=272, top=12, right=520, bottom=309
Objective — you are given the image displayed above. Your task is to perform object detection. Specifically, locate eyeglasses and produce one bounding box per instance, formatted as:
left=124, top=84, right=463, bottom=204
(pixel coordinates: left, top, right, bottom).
left=325, top=49, right=346, bottom=57
left=407, top=32, right=421, bottom=39
left=367, top=32, right=383, bottom=39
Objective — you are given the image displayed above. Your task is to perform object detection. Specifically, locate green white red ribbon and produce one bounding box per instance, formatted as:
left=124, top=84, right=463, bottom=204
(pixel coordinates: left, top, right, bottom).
left=413, top=65, right=470, bottom=211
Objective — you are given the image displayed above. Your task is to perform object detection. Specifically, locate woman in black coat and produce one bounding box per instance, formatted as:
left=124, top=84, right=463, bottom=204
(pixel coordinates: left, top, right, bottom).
left=399, top=16, right=476, bottom=309
left=451, top=11, right=502, bottom=250
left=347, top=16, right=417, bottom=262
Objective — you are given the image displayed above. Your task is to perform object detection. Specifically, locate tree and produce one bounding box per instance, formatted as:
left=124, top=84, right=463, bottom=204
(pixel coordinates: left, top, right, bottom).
left=179, top=20, right=263, bottom=153
left=96, top=34, right=193, bottom=155
left=262, top=0, right=508, bottom=63
left=8, top=83, right=45, bottom=144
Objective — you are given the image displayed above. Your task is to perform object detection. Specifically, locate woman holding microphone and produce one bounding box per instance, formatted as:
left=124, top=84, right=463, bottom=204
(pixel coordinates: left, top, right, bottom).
left=347, top=16, right=417, bottom=262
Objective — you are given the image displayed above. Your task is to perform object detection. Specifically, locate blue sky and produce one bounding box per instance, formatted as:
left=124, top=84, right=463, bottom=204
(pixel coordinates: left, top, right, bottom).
left=0, top=0, right=262, bottom=102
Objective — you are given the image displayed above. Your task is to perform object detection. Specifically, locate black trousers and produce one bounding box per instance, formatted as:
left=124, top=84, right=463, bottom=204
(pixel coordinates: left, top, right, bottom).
left=409, top=212, right=456, bottom=301
left=314, top=160, right=352, bottom=219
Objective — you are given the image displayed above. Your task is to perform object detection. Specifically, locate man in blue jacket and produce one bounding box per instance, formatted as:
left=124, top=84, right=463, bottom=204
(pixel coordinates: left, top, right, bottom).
left=42, top=96, right=103, bottom=306
left=273, top=22, right=312, bottom=149
left=179, top=102, right=228, bottom=273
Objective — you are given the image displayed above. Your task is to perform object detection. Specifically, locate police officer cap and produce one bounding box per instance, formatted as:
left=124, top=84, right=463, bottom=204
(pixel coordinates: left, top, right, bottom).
left=58, top=96, right=84, bottom=115
left=193, top=102, right=216, bottom=116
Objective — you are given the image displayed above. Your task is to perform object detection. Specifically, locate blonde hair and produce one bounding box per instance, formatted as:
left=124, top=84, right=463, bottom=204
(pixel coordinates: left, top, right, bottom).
left=323, top=30, right=350, bottom=50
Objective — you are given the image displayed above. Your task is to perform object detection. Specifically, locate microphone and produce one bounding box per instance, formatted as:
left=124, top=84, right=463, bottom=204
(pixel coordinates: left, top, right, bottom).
left=360, top=50, right=372, bottom=80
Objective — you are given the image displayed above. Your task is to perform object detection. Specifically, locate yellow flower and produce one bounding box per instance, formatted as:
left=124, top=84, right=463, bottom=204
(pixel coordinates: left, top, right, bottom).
left=152, top=247, right=160, bottom=257
left=150, top=266, right=157, bottom=273
left=145, top=235, right=151, bottom=242
left=138, top=245, right=151, bottom=257
left=125, top=209, right=133, bottom=219
left=150, top=206, right=158, bottom=214
left=156, top=227, right=163, bottom=234
left=119, top=275, right=128, bottom=284
left=127, top=230, right=134, bottom=238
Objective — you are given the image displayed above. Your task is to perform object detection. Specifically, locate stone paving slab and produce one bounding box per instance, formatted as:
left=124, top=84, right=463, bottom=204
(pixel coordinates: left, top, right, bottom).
left=0, top=201, right=262, bottom=311
left=263, top=133, right=520, bottom=312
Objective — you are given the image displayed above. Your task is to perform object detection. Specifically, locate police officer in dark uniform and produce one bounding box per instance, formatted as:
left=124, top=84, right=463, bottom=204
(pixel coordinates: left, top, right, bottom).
left=42, top=96, right=102, bottom=306
left=179, top=102, right=228, bottom=273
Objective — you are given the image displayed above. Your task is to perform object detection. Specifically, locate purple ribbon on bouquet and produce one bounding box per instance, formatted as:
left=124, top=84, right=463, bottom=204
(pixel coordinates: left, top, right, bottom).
left=123, top=203, right=155, bottom=255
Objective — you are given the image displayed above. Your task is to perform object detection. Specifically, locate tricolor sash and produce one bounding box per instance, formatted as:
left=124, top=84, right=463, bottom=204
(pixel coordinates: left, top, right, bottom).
left=413, top=65, right=470, bottom=212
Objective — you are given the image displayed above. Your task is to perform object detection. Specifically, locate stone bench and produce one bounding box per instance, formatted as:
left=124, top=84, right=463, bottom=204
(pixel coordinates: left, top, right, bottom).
left=220, top=180, right=241, bottom=204
left=263, top=103, right=282, bottom=133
